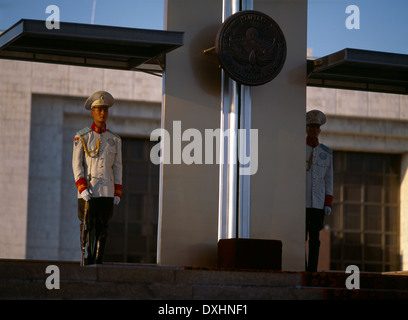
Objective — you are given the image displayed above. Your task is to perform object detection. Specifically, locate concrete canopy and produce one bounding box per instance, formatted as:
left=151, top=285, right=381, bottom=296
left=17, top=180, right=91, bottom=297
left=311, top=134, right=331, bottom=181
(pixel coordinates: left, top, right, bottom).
left=307, top=48, right=408, bottom=95
left=0, top=19, right=184, bottom=74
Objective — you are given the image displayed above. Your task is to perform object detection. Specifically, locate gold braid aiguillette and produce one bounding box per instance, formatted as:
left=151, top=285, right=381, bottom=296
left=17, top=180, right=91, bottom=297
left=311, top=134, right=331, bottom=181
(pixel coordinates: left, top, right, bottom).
left=81, top=135, right=100, bottom=158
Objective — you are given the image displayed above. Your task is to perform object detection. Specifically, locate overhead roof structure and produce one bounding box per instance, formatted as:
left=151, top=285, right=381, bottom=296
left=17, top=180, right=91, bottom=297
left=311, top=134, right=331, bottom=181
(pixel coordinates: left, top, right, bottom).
left=0, top=19, right=184, bottom=74
left=0, top=20, right=407, bottom=94
left=307, top=48, right=408, bottom=95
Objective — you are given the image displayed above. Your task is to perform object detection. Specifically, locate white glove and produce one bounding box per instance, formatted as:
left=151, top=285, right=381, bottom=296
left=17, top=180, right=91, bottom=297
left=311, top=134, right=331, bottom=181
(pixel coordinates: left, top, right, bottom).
left=324, top=206, right=332, bottom=216
left=80, top=189, right=91, bottom=201
left=114, top=196, right=121, bottom=205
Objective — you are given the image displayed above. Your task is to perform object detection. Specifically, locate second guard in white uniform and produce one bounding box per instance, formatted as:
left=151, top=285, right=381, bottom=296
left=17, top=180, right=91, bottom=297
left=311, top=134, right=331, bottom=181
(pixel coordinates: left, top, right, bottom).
left=305, top=109, right=333, bottom=272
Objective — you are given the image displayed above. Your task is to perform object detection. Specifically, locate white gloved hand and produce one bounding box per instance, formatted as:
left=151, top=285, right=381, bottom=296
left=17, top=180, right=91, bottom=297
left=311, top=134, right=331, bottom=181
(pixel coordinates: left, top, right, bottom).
left=114, top=196, right=121, bottom=205
left=324, top=206, right=332, bottom=216
left=80, top=189, right=91, bottom=201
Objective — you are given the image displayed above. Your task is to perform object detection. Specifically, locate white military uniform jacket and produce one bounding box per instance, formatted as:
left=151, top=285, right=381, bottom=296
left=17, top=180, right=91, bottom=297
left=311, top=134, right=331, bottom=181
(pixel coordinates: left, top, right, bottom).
left=73, top=123, right=122, bottom=199
left=306, top=141, right=333, bottom=209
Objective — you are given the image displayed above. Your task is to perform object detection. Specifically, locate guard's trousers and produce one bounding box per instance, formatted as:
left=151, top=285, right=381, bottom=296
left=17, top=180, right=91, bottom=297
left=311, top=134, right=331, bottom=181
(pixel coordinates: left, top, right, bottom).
left=78, top=197, right=113, bottom=265
left=305, top=208, right=325, bottom=272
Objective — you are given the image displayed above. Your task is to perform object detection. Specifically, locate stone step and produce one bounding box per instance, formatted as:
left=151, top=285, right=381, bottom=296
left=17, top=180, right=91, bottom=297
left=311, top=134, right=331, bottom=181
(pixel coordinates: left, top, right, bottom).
left=302, top=269, right=408, bottom=291
left=1, top=259, right=408, bottom=300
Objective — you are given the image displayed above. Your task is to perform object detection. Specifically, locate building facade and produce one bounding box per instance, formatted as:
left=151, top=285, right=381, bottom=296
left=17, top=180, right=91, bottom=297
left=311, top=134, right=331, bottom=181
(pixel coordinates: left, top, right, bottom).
left=0, top=59, right=162, bottom=262
left=308, top=77, right=408, bottom=271
left=0, top=52, right=407, bottom=271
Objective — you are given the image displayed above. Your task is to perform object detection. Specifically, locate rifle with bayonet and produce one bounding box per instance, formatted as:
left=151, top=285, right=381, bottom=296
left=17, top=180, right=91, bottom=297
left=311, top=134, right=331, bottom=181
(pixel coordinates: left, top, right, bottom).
left=81, top=200, right=89, bottom=266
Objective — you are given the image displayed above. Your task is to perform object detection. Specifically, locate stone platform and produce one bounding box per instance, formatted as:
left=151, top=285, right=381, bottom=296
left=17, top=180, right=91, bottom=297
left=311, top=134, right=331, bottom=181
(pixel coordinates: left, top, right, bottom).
left=1, top=259, right=408, bottom=300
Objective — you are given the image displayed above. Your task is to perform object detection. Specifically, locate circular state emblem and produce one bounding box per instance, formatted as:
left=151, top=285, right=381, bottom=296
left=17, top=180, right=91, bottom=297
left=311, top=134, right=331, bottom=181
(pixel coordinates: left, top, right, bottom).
left=215, top=10, right=287, bottom=86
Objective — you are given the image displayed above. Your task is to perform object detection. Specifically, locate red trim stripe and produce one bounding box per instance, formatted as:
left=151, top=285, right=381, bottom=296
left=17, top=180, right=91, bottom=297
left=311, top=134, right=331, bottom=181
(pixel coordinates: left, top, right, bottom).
left=75, top=177, right=88, bottom=193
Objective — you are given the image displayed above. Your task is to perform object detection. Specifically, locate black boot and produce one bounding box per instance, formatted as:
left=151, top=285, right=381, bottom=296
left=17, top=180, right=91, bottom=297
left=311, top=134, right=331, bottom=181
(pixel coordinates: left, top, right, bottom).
left=306, top=239, right=320, bottom=272
left=95, top=236, right=107, bottom=264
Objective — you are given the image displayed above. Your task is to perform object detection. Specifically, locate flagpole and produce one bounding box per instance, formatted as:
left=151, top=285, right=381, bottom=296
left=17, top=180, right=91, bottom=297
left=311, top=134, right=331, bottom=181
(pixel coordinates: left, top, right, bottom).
left=218, top=0, right=253, bottom=241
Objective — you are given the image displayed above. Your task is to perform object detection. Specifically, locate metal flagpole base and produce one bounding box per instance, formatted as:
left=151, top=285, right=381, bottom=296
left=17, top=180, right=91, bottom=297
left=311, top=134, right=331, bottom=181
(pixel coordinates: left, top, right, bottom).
left=217, top=238, right=282, bottom=270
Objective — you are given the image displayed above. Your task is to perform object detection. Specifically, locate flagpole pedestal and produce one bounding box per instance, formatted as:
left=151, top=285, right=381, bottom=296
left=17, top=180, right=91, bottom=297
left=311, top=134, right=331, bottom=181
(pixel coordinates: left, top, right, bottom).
left=217, top=238, right=282, bottom=270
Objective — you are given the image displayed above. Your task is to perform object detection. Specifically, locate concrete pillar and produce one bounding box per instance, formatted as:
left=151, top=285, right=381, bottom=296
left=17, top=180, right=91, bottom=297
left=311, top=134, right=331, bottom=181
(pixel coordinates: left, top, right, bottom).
left=400, top=153, right=408, bottom=270
left=159, top=0, right=307, bottom=270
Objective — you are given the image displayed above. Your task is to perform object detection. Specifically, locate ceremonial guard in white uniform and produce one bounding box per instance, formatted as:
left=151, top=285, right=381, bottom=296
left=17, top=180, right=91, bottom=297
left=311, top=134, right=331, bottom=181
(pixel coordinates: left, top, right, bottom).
left=305, top=110, right=333, bottom=272
left=72, top=91, right=122, bottom=265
